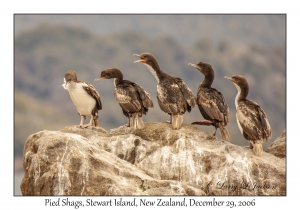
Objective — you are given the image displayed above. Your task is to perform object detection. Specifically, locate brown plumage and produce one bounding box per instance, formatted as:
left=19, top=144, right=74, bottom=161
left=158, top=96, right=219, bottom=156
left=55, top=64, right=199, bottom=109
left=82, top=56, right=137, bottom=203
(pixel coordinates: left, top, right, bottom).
left=188, top=62, right=231, bottom=141
left=225, top=74, right=272, bottom=156
left=94, top=68, right=153, bottom=129
left=62, top=70, right=102, bottom=128
left=134, top=52, right=196, bottom=129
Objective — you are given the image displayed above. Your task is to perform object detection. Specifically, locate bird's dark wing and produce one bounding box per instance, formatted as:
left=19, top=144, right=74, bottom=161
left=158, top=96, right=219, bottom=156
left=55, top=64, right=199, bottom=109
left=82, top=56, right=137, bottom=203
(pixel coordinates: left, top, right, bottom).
left=114, top=83, right=141, bottom=113
left=256, top=101, right=272, bottom=139
left=157, top=81, right=182, bottom=114
left=82, top=82, right=102, bottom=110
left=198, top=87, right=230, bottom=123
left=236, top=100, right=271, bottom=140
left=132, top=82, right=154, bottom=109
left=174, top=77, right=197, bottom=108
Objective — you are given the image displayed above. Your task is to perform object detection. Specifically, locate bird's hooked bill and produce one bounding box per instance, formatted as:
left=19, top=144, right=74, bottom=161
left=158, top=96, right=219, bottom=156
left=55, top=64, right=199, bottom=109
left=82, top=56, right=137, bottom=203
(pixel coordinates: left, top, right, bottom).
left=133, top=54, right=142, bottom=63
left=188, top=63, right=197, bottom=68
left=224, top=76, right=232, bottom=80
left=94, top=77, right=103, bottom=82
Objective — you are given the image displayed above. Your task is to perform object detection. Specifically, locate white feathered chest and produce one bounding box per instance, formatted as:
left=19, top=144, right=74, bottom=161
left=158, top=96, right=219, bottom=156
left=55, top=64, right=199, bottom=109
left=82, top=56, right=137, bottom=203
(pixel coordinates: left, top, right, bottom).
left=62, top=79, right=96, bottom=117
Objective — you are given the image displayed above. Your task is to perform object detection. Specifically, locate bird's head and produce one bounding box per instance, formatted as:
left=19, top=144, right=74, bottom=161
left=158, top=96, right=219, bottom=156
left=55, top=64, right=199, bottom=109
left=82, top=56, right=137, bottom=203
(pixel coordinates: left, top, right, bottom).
left=64, top=70, right=77, bottom=83
left=188, top=61, right=213, bottom=77
left=94, top=68, right=123, bottom=82
left=133, top=52, right=156, bottom=66
left=63, top=70, right=77, bottom=89
left=224, top=74, right=248, bottom=87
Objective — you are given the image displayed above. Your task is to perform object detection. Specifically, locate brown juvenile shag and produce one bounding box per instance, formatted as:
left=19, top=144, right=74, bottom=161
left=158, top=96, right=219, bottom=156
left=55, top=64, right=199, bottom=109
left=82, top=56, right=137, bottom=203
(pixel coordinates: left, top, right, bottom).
left=188, top=62, right=231, bottom=141
left=134, top=52, right=196, bottom=129
left=225, top=74, right=272, bottom=156
left=94, top=68, right=153, bottom=129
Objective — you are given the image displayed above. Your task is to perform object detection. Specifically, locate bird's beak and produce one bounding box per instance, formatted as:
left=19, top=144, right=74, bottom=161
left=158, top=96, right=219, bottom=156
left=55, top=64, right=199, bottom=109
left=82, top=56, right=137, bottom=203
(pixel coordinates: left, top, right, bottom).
left=94, top=77, right=103, bottom=82
left=224, top=76, right=233, bottom=81
left=133, top=53, right=144, bottom=63
left=188, top=63, right=198, bottom=68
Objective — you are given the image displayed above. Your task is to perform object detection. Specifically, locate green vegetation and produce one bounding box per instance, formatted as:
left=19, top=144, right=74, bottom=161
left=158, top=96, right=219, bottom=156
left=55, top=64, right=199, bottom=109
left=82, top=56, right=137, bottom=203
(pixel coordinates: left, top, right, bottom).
left=139, top=179, right=150, bottom=191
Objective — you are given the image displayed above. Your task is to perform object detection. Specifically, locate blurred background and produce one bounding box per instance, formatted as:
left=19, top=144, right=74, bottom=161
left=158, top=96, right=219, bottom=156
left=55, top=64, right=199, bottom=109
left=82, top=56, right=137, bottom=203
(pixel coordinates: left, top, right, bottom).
left=14, top=14, right=286, bottom=195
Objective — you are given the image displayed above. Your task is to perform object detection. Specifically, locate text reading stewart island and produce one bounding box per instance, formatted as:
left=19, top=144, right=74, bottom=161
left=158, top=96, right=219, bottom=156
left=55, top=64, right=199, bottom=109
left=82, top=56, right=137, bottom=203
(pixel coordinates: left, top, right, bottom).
left=45, top=198, right=256, bottom=208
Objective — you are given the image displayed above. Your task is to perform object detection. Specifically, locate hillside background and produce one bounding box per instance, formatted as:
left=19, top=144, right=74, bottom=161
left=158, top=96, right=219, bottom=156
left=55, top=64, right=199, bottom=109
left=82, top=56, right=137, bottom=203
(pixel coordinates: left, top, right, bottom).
left=14, top=14, right=286, bottom=195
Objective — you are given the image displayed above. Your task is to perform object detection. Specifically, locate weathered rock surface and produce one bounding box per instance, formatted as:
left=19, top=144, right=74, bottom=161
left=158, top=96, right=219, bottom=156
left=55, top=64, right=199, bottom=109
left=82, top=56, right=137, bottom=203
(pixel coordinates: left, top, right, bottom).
left=21, top=122, right=286, bottom=196
left=265, top=129, right=286, bottom=158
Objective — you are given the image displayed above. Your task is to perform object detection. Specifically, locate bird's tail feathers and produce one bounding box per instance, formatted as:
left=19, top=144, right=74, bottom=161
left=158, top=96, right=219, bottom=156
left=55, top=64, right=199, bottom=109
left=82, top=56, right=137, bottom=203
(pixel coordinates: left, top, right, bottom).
left=130, top=114, right=144, bottom=129
left=172, top=114, right=183, bottom=130
left=93, top=119, right=99, bottom=127
left=253, top=140, right=263, bottom=157
left=219, top=126, right=231, bottom=141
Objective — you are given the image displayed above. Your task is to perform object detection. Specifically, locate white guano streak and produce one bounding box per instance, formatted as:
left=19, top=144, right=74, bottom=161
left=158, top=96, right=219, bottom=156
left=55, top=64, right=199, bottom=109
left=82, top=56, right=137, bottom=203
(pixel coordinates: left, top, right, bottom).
left=56, top=138, right=71, bottom=195
left=74, top=138, right=88, bottom=196
left=33, top=155, right=40, bottom=184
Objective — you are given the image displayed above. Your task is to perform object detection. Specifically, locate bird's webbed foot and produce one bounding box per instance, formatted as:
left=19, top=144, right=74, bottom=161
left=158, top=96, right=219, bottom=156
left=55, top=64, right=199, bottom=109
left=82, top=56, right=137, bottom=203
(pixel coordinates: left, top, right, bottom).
left=212, top=127, right=218, bottom=136
left=79, top=116, right=93, bottom=129
left=80, top=123, right=92, bottom=128
left=78, top=115, right=86, bottom=128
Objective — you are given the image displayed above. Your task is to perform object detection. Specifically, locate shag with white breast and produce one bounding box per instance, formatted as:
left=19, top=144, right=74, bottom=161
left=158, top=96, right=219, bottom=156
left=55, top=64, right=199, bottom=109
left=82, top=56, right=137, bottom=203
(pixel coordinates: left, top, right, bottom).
left=225, top=74, right=272, bottom=156
left=188, top=62, right=231, bottom=141
left=62, top=70, right=102, bottom=128
left=94, top=68, right=153, bottom=129
left=134, top=52, right=196, bottom=129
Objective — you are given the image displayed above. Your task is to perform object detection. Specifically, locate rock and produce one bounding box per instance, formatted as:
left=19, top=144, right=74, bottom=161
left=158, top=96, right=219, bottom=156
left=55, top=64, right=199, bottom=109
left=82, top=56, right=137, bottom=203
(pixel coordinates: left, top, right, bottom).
left=20, top=123, right=286, bottom=196
left=265, top=129, right=286, bottom=158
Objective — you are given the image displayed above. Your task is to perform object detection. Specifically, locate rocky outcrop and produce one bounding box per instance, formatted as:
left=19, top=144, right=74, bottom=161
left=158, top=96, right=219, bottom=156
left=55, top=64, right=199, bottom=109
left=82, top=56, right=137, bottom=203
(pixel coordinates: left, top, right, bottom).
left=265, top=129, right=286, bottom=158
left=20, top=122, right=286, bottom=196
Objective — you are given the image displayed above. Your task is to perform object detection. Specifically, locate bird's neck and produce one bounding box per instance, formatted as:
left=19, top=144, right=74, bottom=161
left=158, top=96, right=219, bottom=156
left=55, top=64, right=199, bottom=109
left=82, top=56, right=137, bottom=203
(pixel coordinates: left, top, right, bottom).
left=67, top=80, right=77, bottom=89
left=145, top=60, right=164, bottom=82
left=114, top=77, right=123, bottom=87
left=234, top=83, right=248, bottom=107
left=199, top=74, right=214, bottom=88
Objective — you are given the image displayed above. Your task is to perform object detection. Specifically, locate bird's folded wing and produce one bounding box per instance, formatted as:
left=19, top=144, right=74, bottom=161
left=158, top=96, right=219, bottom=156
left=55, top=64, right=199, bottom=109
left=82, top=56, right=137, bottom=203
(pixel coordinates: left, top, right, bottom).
left=82, top=82, right=102, bottom=110
left=174, top=77, right=196, bottom=107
